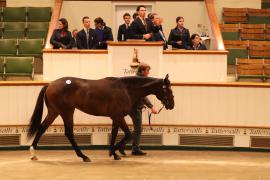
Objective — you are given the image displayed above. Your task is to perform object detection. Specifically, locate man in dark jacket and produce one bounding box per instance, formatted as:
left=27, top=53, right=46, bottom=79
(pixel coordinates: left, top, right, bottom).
left=129, top=5, right=153, bottom=41
left=94, top=17, right=113, bottom=49
left=117, top=13, right=131, bottom=41
left=151, top=13, right=167, bottom=50
left=76, top=16, right=97, bottom=49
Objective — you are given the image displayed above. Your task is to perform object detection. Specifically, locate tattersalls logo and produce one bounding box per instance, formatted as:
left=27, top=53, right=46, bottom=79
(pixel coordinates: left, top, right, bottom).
left=123, top=48, right=140, bottom=75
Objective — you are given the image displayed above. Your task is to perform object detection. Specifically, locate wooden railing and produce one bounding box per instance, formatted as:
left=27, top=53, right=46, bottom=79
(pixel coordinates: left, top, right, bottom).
left=45, top=0, right=63, bottom=49
left=205, top=0, right=224, bottom=50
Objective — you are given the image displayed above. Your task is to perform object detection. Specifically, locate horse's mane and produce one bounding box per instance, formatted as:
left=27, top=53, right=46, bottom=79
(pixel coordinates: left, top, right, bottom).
left=119, top=76, right=162, bottom=86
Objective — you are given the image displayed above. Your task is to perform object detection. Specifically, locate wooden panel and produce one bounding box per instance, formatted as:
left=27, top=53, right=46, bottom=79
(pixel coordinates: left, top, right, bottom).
left=0, top=135, right=20, bottom=146
left=107, top=41, right=163, bottom=46
left=240, top=24, right=265, bottom=29
left=219, top=24, right=240, bottom=29
left=223, top=8, right=247, bottom=13
left=179, top=135, right=234, bottom=147
left=251, top=136, right=270, bottom=148
left=39, top=134, right=92, bottom=145
left=223, top=12, right=247, bottom=17
left=45, top=0, right=63, bottom=49
left=240, top=34, right=265, bottom=40
left=223, top=17, right=248, bottom=23
left=221, top=28, right=240, bottom=32
left=205, top=0, right=224, bottom=50
left=241, top=29, right=264, bottom=34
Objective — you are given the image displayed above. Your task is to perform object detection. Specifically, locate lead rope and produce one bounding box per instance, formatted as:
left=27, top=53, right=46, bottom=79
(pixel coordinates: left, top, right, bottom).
left=148, top=105, right=164, bottom=130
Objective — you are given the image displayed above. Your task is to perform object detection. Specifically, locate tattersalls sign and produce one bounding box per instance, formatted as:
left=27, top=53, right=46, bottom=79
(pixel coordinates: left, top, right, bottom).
left=0, top=126, right=270, bottom=147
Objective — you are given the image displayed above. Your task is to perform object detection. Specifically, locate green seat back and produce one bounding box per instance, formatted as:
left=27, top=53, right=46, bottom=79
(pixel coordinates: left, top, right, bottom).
left=3, top=7, right=26, bottom=22
left=26, top=22, right=49, bottom=38
left=0, top=56, right=4, bottom=74
left=248, top=16, right=270, bottom=24
left=5, top=56, right=33, bottom=74
left=0, top=39, right=17, bottom=56
left=18, top=39, right=43, bottom=56
left=3, top=22, right=26, bottom=38
left=27, top=7, right=51, bottom=22
left=222, top=32, right=240, bottom=40
left=262, top=2, right=270, bottom=9
left=227, top=49, right=248, bottom=65
left=0, top=22, right=2, bottom=38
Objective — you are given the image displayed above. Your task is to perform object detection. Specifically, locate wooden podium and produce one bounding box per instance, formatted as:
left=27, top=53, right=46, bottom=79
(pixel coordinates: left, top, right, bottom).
left=107, top=41, right=163, bottom=77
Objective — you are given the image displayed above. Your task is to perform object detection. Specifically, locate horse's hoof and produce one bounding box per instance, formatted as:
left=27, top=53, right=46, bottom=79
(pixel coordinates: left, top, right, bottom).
left=31, top=156, right=38, bottom=161
left=83, top=157, right=91, bottom=162
left=109, top=151, right=113, bottom=157
left=114, top=155, right=121, bottom=160
left=119, top=149, right=126, bottom=156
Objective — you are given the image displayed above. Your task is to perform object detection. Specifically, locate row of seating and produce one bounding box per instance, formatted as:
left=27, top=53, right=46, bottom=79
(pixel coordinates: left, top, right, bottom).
left=262, top=0, right=270, bottom=9
left=236, top=58, right=270, bottom=81
left=0, top=56, right=34, bottom=80
left=223, top=8, right=270, bottom=24
left=221, top=24, right=270, bottom=40
left=224, top=40, right=270, bottom=65
left=0, top=7, right=51, bottom=22
left=0, top=22, right=48, bottom=39
left=0, top=38, right=43, bottom=56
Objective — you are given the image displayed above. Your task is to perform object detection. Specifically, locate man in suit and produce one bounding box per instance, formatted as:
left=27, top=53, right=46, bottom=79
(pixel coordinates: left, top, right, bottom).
left=129, top=5, right=153, bottom=41
left=151, top=13, right=167, bottom=50
left=94, top=17, right=113, bottom=49
left=117, top=13, right=131, bottom=41
left=76, top=16, right=97, bottom=49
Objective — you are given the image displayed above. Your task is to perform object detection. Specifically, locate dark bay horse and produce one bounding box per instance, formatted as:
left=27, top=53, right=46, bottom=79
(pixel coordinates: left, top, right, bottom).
left=27, top=74, right=174, bottom=162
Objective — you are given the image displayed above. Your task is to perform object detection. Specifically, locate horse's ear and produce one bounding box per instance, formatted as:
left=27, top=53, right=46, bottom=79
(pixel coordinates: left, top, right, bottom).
left=164, top=74, right=170, bottom=85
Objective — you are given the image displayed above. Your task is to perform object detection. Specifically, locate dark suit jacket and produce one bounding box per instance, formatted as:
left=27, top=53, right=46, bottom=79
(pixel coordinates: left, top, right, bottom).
left=168, top=27, right=191, bottom=49
left=152, top=26, right=167, bottom=50
left=95, top=26, right=113, bottom=49
left=117, top=24, right=130, bottom=41
left=50, top=29, right=73, bottom=49
left=76, top=28, right=97, bottom=49
left=129, top=17, right=153, bottom=40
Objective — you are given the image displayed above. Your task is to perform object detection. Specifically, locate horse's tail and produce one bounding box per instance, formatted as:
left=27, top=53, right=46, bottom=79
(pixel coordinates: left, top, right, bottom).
left=27, top=85, right=48, bottom=138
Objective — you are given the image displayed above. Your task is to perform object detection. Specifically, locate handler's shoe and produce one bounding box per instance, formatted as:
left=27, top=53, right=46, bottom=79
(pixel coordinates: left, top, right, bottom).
left=132, top=149, right=147, bottom=156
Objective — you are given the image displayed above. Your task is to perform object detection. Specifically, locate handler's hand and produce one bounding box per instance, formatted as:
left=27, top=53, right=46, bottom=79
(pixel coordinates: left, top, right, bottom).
left=151, top=107, right=158, bottom=114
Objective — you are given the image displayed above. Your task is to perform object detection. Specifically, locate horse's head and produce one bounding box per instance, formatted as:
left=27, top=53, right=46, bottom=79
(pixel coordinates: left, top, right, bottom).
left=156, top=74, right=174, bottom=110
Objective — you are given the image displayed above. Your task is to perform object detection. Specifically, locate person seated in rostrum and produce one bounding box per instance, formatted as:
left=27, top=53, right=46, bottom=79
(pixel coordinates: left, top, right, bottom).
left=50, top=18, right=73, bottom=49
left=186, top=33, right=207, bottom=50
left=94, top=17, right=113, bottom=49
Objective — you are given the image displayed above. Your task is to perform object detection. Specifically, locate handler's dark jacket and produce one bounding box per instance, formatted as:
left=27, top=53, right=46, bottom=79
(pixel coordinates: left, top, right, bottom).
left=135, top=72, right=154, bottom=109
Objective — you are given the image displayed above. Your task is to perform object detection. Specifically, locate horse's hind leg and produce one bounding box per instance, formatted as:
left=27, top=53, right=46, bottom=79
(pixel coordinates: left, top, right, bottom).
left=115, top=118, right=131, bottom=155
left=30, top=110, right=58, bottom=160
left=61, top=111, right=90, bottom=162
left=109, top=120, right=120, bottom=160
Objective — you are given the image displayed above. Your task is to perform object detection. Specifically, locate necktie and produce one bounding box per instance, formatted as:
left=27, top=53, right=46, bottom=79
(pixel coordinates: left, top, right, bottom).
left=86, top=29, right=89, bottom=49
left=143, top=18, right=147, bottom=31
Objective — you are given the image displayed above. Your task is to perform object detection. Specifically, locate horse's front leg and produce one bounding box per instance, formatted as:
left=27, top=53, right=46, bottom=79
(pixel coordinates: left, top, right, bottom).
left=115, top=118, right=132, bottom=155
left=109, top=120, right=121, bottom=160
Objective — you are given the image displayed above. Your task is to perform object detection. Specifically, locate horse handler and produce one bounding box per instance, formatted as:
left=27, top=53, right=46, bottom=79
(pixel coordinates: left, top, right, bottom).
left=129, top=63, right=158, bottom=155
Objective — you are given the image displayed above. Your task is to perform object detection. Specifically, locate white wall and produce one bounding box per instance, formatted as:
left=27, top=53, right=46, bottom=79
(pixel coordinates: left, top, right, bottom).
left=60, top=1, right=113, bottom=34
left=214, top=0, right=261, bottom=23
left=1, top=84, right=270, bottom=127
left=6, top=0, right=55, bottom=7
